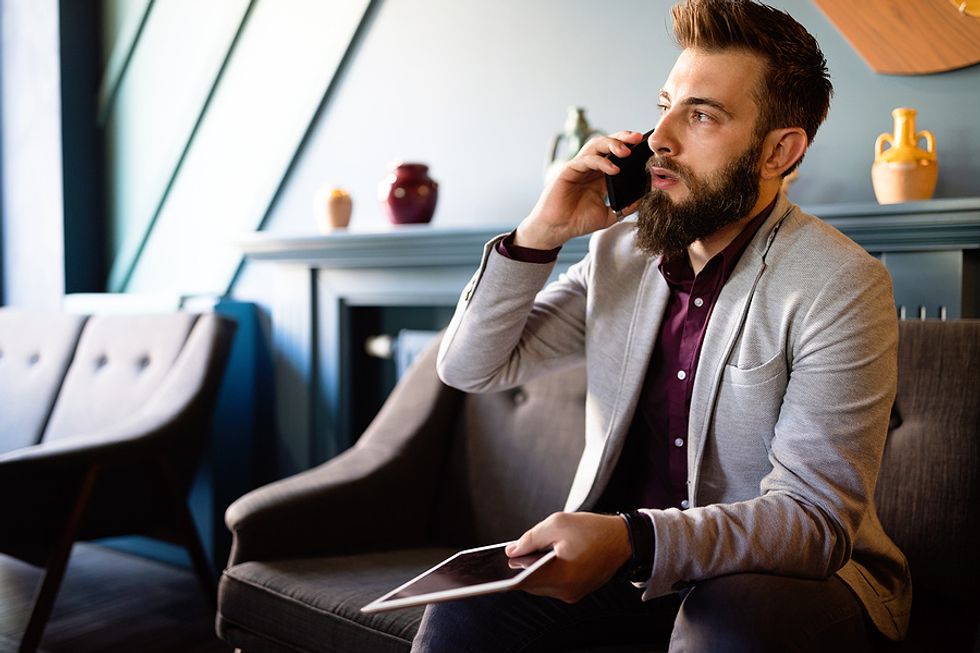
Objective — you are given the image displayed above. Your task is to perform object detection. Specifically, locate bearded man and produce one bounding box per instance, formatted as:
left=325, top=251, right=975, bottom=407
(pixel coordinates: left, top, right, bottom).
left=418, top=1, right=911, bottom=650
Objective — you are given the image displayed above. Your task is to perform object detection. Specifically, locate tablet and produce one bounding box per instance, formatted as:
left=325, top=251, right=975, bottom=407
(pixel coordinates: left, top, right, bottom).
left=361, top=542, right=557, bottom=613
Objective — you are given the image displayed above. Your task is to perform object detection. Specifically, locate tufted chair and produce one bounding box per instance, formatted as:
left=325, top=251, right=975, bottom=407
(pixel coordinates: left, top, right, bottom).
left=0, top=309, right=235, bottom=652
left=216, top=320, right=979, bottom=653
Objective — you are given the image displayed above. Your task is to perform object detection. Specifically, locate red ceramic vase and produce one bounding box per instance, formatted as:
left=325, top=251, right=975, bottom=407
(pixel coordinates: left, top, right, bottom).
left=379, top=163, right=438, bottom=225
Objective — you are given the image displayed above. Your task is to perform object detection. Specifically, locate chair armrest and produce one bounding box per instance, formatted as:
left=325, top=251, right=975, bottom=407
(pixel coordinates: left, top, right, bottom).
left=226, top=340, right=462, bottom=566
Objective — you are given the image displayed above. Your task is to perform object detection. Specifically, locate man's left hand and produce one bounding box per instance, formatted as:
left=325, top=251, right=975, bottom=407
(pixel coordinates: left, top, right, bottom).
left=506, top=512, right=633, bottom=603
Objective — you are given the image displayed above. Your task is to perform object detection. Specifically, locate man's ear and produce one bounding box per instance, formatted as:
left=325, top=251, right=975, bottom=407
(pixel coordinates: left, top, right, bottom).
left=760, top=128, right=808, bottom=180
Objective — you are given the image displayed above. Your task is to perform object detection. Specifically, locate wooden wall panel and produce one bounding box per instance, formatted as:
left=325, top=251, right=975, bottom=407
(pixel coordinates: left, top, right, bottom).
left=814, top=0, right=980, bottom=74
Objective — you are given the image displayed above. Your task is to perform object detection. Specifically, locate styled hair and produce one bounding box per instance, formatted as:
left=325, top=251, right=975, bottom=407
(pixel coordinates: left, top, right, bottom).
left=671, top=0, right=833, bottom=172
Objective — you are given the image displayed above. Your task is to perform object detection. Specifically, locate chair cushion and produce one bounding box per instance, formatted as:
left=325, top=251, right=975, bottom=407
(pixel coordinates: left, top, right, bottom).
left=0, top=310, right=86, bottom=452
left=432, top=363, right=587, bottom=546
left=217, top=548, right=454, bottom=653
left=42, top=313, right=196, bottom=442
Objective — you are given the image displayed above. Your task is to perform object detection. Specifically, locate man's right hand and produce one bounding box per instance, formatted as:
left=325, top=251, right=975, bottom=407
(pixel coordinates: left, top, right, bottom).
left=514, top=130, right=647, bottom=250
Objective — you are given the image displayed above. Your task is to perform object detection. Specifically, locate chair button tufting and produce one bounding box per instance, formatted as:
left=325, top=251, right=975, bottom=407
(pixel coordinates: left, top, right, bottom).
left=95, top=355, right=108, bottom=369
left=137, top=355, right=151, bottom=370
left=28, top=353, right=40, bottom=365
left=512, top=389, right=528, bottom=405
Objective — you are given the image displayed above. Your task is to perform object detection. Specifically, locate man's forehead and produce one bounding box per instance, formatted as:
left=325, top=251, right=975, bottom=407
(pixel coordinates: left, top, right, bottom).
left=661, top=48, right=764, bottom=112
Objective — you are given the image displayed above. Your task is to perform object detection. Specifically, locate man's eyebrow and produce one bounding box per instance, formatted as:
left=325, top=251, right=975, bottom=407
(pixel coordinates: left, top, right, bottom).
left=659, top=91, right=733, bottom=118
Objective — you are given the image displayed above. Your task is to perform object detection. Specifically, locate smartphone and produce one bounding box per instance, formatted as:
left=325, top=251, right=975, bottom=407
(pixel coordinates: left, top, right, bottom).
left=605, top=129, right=654, bottom=216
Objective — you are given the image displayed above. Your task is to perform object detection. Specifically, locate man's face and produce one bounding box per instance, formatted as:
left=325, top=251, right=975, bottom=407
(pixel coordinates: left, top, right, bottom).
left=635, top=48, right=768, bottom=257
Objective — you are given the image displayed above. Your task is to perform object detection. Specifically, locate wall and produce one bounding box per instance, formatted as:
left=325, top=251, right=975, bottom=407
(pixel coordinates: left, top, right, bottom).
left=235, top=0, right=980, bottom=253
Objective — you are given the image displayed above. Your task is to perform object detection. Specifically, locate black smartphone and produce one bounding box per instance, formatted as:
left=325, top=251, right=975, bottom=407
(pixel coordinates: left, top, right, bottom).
left=604, top=129, right=654, bottom=216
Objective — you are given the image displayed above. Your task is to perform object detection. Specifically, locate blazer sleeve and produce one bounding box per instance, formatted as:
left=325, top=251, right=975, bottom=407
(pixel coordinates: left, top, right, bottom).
left=437, top=234, right=592, bottom=393
left=640, top=255, right=899, bottom=598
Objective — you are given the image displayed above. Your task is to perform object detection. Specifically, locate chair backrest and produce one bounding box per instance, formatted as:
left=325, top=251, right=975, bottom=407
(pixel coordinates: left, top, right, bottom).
left=874, top=319, right=980, bottom=608
left=0, top=309, right=86, bottom=453
left=41, top=312, right=198, bottom=442
left=432, top=362, right=586, bottom=546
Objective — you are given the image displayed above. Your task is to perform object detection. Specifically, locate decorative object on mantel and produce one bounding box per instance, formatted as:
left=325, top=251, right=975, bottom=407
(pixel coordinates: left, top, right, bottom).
left=314, top=186, right=353, bottom=233
left=813, top=0, right=980, bottom=74
left=872, top=108, right=938, bottom=205
left=378, top=162, right=438, bottom=225
left=545, top=106, right=602, bottom=184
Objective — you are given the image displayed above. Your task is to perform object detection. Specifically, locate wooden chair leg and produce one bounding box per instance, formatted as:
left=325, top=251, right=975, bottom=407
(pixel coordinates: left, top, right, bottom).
left=159, top=459, right=216, bottom=609
left=18, top=465, right=100, bottom=653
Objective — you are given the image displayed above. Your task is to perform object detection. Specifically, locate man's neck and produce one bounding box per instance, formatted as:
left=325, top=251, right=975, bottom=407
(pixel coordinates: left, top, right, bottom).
left=686, top=184, right=778, bottom=275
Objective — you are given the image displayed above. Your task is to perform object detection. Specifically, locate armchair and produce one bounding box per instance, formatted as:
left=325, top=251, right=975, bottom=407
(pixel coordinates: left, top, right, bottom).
left=0, top=309, right=235, bottom=652
left=217, top=320, right=979, bottom=652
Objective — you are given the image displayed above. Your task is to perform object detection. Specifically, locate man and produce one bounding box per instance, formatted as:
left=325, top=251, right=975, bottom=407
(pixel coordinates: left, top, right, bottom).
left=416, top=0, right=911, bottom=650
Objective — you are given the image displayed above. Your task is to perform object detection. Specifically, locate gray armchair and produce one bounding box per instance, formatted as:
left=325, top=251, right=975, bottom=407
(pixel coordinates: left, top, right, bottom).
left=0, top=309, right=235, bottom=652
left=217, top=320, right=979, bottom=653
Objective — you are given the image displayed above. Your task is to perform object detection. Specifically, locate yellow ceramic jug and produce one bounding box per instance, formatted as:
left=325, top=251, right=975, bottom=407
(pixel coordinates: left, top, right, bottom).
left=871, top=108, right=938, bottom=204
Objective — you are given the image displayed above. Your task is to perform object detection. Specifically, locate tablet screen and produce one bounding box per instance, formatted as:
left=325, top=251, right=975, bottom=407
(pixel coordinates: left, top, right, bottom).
left=362, top=543, right=556, bottom=612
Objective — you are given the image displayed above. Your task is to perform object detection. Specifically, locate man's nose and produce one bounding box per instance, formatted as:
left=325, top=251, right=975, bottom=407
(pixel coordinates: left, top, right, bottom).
left=649, top=114, right=677, bottom=156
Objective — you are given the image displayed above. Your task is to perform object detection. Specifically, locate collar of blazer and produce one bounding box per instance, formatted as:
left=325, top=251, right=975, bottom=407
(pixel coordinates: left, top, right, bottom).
left=688, top=191, right=795, bottom=502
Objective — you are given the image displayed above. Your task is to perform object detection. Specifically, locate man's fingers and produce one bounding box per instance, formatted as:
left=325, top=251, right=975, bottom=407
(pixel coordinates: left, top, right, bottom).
left=581, top=131, right=644, bottom=159
left=506, top=530, right=536, bottom=556
left=566, top=153, right=621, bottom=176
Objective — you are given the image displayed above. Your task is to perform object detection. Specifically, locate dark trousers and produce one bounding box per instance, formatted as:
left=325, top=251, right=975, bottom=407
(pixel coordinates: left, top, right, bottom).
left=411, top=573, right=881, bottom=653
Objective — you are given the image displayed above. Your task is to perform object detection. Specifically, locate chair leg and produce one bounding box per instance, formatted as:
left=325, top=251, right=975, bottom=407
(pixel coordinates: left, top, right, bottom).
left=18, top=464, right=100, bottom=653
left=158, top=459, right=216, bottom=610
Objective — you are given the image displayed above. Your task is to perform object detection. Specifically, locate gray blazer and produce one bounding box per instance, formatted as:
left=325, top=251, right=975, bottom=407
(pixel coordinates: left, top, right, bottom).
left=437, top=191, right=911, bottom=641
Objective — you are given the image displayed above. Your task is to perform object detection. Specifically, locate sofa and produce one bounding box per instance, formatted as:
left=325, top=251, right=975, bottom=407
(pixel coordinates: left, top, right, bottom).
left=0, top=308, right=235, bottom=652
left=216, top=319, right=979, bottom=652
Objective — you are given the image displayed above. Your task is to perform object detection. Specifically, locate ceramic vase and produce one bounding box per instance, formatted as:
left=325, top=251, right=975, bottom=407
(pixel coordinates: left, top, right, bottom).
left=545, top=106, right=602, bottom=184
left=379, top=163, right=438, bottom=225
left=314, top=186, right=352, bottom=233
left=871, top=108, right=938, bottom=204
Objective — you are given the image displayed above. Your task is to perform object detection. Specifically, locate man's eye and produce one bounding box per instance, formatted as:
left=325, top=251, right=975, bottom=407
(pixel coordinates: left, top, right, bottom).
left=657, top=104, right=670, bottom=113
left=693, top=111, right=712, bottom=123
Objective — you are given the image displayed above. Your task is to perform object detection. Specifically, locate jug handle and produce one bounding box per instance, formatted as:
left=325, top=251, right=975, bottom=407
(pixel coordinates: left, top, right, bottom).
left=917, top=130, right=936, bottom=154
left=549, top=133, right=564, bottom=163
left=874, top=133, right=892, bottom=158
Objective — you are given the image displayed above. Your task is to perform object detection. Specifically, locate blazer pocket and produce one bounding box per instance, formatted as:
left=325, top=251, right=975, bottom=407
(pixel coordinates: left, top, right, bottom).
left=721, top=351, right=787, bottom=387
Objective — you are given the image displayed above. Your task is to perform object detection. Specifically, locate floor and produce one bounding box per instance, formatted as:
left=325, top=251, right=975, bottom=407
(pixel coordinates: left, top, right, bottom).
left=0, top=543, right=232, bottom=653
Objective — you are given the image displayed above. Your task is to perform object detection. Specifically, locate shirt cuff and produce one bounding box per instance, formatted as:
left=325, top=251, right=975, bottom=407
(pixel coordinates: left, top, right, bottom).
left=496, top=230, right=561, bottom=264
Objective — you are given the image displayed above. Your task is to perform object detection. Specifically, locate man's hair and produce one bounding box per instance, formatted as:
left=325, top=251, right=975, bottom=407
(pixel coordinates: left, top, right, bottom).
left=671, top=0, right=833, bottom=172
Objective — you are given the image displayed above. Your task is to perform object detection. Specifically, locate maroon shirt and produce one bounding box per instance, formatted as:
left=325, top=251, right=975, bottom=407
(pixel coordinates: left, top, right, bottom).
left=498, top=202, right=772, bottom=512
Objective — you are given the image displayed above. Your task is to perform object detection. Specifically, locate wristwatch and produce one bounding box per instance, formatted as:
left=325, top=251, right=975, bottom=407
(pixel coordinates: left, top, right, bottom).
left=618, top=510, right=654, bottom=582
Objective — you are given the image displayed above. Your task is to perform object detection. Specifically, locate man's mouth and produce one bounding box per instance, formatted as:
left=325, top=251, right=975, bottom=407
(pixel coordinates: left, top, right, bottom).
left=649, top=166, right=682, bottom=190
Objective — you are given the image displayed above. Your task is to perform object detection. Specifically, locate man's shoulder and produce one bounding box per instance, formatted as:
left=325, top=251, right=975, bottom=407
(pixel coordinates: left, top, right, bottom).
left=770, top=203, right=882, bottom=274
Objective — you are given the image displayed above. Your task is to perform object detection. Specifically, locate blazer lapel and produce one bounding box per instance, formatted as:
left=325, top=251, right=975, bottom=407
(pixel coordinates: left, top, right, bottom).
left=579, top=256, right=670, bottom=510
left=687, top=194, right=793, bottom=504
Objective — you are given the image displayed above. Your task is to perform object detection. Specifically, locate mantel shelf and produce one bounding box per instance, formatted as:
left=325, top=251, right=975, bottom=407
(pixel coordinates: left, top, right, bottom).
left=241, top=197, right=980, bottom=267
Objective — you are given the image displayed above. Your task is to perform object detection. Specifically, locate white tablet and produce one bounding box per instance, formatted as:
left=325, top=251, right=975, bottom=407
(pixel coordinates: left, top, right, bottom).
left=361, top=542, right=557, bottom=613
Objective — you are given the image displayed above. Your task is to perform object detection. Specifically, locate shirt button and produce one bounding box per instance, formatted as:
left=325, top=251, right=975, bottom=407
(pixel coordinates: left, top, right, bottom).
left=674, top=437, right=685, bottom=447
left=676, top=370, right=687, bottom=380
left=680, top=499, right=690, bottom=509
left=693, top=297, right=704, bottom=308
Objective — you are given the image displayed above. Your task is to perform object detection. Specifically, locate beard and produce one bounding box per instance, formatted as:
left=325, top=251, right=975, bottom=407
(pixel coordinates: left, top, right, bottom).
left=634, top=138, right=764, bottom=258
